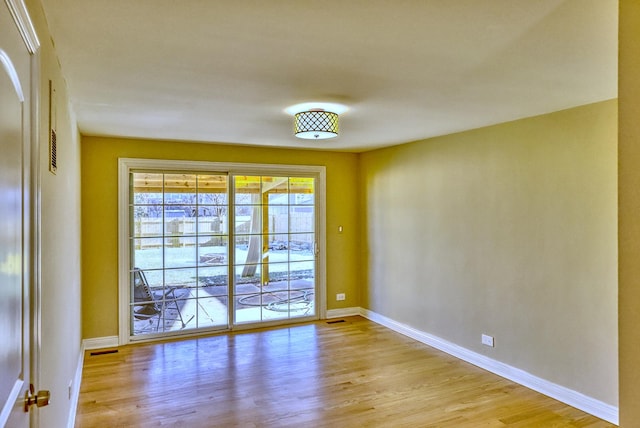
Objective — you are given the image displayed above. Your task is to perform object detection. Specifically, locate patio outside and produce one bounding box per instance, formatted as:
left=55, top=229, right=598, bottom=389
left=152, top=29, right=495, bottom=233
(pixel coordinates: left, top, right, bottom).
left=130, top=173, right=316, bottom=336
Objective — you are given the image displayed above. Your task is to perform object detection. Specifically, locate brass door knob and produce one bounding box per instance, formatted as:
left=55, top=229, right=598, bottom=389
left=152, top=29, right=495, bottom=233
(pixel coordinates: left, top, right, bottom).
left=24, top=384, right=51, bottom=411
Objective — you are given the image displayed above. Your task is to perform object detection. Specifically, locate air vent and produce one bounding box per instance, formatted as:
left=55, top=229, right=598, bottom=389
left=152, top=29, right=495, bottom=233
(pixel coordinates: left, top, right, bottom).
left=89, top=349, right=118, bottom=356
left=48, top=80, right=57, bottom=174
left=50, top=128, right=57, bottom=173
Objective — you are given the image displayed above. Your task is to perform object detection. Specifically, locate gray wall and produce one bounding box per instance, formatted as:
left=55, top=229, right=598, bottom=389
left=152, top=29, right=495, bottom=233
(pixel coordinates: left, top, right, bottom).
left=359, top=100, right=618, bottom=405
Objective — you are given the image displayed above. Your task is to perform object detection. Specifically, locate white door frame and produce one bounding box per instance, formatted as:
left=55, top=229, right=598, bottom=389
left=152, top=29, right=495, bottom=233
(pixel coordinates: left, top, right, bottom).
left=117, top=158, right=327, bottom=345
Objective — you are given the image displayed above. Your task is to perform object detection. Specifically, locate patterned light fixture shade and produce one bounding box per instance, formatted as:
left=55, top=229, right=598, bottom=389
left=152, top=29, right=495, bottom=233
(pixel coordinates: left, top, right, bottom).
left=294, top=110, right=339, bottom=139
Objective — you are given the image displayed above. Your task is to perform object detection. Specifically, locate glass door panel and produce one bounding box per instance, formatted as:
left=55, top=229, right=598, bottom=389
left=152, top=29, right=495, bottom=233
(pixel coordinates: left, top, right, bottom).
left=129, top=172, right=229, bottom=336
left=232, top=175, right=316, bottom=325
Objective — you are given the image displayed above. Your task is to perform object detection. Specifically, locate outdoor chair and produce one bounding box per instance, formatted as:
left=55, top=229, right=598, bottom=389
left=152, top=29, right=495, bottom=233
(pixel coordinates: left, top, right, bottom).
left=133, top=267, right=189, bottom=331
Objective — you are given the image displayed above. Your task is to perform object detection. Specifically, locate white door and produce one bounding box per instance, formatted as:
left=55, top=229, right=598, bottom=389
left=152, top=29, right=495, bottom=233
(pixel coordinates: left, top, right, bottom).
left=0, top=1, right=36, bottom=427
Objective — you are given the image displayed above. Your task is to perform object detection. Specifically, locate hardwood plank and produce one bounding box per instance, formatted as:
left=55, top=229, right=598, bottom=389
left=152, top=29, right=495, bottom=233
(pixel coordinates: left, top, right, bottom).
left=75, top=316, right=614, bottom=427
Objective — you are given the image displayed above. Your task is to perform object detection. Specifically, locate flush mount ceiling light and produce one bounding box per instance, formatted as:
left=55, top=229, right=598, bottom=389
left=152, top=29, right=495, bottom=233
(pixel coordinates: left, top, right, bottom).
left=285, top=102, right=348, bottom=140
left=295, top=109, right=338, bottom=139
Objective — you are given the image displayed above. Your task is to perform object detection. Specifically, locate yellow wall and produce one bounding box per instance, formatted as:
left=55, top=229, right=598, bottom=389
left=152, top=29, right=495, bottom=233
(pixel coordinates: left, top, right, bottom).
left=618, top=1, right=640, bottom=425
left=359, top=100, right=618, bottom=405
left=26, top=0, right=83, bottom=426
left=81, top=137, right=359, bottom=338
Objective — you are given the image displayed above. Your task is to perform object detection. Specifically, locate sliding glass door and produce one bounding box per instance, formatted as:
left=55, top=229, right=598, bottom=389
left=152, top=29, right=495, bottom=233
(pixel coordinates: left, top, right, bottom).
left=233, top=176, right=316, bottom=324
left=125, top=165, right=320, bottom=340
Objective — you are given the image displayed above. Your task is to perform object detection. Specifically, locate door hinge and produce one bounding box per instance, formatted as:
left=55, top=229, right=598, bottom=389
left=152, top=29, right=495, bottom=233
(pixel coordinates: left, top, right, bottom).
left=24, top=384, right=51, bottom=412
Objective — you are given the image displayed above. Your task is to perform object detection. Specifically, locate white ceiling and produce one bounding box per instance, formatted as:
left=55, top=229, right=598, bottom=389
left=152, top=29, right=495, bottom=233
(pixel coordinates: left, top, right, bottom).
left=38, top=0, right=617, bottom=152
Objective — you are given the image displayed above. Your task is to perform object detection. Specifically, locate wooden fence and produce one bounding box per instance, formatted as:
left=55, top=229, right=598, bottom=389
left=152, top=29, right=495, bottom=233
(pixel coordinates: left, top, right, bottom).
left=133, top=215, right=314, bottom=249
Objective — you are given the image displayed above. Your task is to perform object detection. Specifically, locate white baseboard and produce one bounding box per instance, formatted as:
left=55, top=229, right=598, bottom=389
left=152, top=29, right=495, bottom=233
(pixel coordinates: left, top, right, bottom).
left=82, top=336, right=119, bottom=351
left=326, top=307, right=361, bottom=318
left=0, top=381, right=23, bottom=427
left=67, top=345, right=85, bottom=428
left=67, top=336, right=119, bottom=427
left=359, top=308, right=619, bottom=425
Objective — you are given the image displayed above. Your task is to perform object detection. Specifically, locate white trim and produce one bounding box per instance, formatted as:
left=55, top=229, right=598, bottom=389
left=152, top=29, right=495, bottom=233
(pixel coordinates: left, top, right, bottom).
left=326, top=307, right=360, bottom=318
left=66, top=346, right=85, bottom=428
left=82, top=336, right=119, bottom=351
left=316, top=167, right=327, bottom=320
left=29, top=44, right=42, bottom=427
left=4, top=0, right=40, bottom=53
left=67, top=336, right=118, bottom=427
left=0, top=380, right=23, bottom=427
left=117, top=160, right=130, bottom=344
left=118, top=158, right=327, bottom=344
left=359, top=308, right=619, bottom=425
left=0, top=49, right=24, bottom=101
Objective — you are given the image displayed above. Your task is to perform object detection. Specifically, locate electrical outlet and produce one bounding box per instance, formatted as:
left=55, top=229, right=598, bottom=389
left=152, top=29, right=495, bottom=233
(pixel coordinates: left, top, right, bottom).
left=336, top=293, right=346, bottom=301
left=481, top=334, right=494, bottom=347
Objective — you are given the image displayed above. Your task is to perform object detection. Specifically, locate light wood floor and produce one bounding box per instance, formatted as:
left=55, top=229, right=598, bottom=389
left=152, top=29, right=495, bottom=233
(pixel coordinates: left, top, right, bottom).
left=76, top=316, right=614, bottom=427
